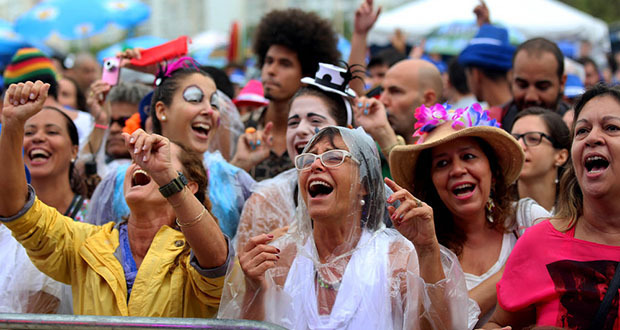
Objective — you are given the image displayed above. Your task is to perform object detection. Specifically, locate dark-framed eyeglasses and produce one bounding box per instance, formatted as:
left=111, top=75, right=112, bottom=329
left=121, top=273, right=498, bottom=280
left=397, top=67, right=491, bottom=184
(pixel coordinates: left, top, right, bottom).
left=110, top=116, right=131, bottom=127
left=294, top=149, right=359, bottom=171
left=511, top=131, right=556, bottom=147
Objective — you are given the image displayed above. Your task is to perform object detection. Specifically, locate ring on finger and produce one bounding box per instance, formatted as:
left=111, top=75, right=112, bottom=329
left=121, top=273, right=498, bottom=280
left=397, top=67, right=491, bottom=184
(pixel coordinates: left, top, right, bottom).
left=413, top=197, right=422, bottom=207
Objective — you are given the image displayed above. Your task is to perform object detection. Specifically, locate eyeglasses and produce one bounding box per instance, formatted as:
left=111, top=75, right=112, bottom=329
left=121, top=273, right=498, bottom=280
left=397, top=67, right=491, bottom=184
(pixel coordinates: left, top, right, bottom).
left=511, top=131, right=556, bottom=147
left=294, top=149, right=359, bottom=171
left=110, top=116, right=130, bottom=127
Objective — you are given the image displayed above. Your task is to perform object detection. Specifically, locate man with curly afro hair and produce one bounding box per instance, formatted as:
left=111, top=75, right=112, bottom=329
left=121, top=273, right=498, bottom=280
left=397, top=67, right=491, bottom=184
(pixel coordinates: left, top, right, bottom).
left=231, top=8, right=340, bottom=181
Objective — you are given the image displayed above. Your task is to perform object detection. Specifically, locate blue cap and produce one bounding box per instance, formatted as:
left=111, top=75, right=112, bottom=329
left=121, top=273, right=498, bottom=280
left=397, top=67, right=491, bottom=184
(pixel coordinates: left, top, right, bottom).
left=138, top=91, right=153, bottom=129
left=421, top=54, right=447, bottom=74
left=459, top=24, right=515, bottom=71
left=564, top=74, right=585, bottom=98
left=229, top=68, right=245, bottom=85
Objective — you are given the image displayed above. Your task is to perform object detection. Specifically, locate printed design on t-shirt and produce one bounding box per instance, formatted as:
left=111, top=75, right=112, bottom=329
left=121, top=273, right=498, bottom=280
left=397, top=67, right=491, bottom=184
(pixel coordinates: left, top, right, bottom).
left=546, top=259, right=619, bottom=330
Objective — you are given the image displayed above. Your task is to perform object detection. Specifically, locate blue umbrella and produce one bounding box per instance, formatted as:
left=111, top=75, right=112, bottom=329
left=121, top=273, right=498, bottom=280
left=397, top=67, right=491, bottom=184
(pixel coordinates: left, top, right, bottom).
left=15, top=0, right=150, bottom=41
left=97, top=35, right=167, bottom=62
left=0, top=19, right=53, bottom=68
left=191, top=47, right=228, bottom=68
left=0, top=19, right=29, bottom=66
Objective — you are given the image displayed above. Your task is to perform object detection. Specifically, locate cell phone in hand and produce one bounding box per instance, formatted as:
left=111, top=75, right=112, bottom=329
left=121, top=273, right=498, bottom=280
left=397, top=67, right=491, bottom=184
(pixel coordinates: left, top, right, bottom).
left=129, top=36, right=190, bottom=67
left=101, top=57, right=121, bottom=86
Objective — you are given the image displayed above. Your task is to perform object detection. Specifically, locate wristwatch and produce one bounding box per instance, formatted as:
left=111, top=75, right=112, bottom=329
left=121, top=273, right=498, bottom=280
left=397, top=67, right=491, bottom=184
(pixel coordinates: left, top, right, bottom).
left=159, top=171, right=188, bottom=198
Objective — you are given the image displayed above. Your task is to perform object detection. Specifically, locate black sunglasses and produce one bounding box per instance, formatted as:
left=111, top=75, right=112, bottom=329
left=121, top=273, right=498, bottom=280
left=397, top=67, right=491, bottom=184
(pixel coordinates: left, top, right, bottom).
left=110, top=116, right=130, bottom=127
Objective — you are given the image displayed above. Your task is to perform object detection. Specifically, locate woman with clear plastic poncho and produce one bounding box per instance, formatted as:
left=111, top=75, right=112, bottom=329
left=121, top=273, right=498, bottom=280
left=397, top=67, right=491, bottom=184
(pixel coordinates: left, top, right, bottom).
left=219, top=126, right=477, bottom=329
left=234, top=62, right=364, bottom=252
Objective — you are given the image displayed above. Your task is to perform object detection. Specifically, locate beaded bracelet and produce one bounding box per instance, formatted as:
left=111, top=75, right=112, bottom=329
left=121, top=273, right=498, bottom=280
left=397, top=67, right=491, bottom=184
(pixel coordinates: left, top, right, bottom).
left=94, top=123, right=109, bottom=130
left=175, top=207, right=207, bottom=228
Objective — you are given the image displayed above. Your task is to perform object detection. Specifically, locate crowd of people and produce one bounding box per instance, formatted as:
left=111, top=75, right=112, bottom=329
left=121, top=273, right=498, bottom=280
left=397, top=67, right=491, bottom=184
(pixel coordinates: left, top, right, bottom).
left=0, top=0, right=619, bottom=329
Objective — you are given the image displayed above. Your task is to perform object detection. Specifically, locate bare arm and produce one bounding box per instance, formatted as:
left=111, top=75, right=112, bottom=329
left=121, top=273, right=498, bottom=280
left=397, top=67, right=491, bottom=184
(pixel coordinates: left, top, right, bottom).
left=385, top=178, right=456, bottom=328
left=348, top=0, right=382, bottom=97
left=470, top=265, right=504, bottom=317
left=483, top=303, right=536, bottom=329
left=474, top=0, right=491, bottom=27
left=0, top=81, right=49, bottom=217
left=354, top=96, right=399, bottom=158
left=123, top=129, right=228, bottom=268
left=80, top=80, right=112, bottom=156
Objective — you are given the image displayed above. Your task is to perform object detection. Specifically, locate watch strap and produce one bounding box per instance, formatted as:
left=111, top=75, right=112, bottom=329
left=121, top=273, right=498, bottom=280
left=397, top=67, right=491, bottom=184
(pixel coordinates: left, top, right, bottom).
left=159, top=171, right=188, bottom=198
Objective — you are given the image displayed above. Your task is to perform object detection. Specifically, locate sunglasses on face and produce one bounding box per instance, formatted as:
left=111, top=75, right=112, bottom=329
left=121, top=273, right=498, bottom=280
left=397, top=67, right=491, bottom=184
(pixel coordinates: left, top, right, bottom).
left=511, top=131, right=556, bottom=147
left=110, top=116, right=130, bottom=127
left=295, top=149, right=359, bottom=171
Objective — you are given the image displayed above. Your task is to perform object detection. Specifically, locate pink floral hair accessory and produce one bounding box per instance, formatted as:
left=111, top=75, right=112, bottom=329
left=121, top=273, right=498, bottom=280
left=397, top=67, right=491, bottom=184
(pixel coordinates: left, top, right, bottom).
left=154, top=56, right=200, bottom=87
left=412, top=103, right=499, bottom=144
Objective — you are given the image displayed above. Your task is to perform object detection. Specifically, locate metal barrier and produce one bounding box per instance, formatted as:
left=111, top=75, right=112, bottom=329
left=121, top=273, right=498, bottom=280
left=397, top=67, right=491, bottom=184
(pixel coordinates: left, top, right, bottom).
left=0, top=313, right=287, bottom=330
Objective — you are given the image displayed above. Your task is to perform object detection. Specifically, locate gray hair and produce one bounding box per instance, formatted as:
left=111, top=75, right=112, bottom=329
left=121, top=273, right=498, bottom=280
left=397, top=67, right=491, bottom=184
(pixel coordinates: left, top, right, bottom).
left=107, top=82, right=152, bottom=105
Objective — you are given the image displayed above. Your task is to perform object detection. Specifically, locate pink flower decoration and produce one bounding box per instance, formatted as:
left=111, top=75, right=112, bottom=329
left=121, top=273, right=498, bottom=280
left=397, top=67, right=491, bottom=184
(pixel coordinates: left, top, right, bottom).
left=412, top=103, right=499, bottom=144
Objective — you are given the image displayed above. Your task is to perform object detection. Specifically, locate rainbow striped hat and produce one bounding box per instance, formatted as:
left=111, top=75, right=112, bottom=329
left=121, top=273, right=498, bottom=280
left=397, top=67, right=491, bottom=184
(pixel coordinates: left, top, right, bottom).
left=3, top=48, right=58, bottom=89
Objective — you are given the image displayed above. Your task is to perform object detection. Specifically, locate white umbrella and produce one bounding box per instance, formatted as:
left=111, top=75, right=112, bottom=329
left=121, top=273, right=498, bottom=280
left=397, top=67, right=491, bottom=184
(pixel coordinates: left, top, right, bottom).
left=370, top=0, right=609, bottom=53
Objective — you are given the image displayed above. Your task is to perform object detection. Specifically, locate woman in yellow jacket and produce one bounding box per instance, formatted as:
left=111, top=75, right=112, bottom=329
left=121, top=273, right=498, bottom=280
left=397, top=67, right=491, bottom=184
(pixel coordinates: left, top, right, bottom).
left=0, top=80, right=230, bottom=317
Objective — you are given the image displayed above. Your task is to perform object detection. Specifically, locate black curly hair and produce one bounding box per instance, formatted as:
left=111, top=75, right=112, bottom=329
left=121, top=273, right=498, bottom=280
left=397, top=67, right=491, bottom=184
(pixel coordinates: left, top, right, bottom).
left=253, top=8, right=340, bottom=77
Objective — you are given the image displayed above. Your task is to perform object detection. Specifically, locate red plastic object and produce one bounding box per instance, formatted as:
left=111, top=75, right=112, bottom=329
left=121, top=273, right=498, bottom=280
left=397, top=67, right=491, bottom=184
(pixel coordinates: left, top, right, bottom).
left=129, top=36, right=190, bottom=66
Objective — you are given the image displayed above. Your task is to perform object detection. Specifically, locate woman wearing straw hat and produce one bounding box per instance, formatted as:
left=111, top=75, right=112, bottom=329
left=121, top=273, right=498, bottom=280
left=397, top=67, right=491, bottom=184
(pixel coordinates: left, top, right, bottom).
left=389, top=103, right=548, bottom=326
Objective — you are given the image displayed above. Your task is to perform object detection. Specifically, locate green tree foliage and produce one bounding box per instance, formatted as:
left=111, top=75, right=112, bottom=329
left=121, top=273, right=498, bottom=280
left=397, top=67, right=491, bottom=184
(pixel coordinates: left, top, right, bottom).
left=559, top=0, right=620, bottom=24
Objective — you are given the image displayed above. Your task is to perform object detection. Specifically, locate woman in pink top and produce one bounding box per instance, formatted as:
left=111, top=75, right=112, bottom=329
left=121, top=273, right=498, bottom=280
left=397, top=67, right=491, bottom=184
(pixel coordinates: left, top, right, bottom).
left=485, top=84, right=620, bottom=329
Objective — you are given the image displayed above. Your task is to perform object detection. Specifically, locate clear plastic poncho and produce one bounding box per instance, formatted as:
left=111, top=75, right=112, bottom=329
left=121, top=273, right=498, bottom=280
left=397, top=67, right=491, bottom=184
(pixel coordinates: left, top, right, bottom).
left=0, top=225, right=73, bottom=314
left=233, top=167, right=298, bottom=253
left=86, top=163, right=131, bottom=225
left=218, top=126, right=479, bottom=329
left=208, top=90, right=244, bottom=162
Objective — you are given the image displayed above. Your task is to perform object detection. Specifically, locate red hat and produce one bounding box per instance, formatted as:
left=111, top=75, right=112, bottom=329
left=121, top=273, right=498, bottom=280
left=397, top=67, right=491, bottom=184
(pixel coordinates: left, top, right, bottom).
left=233, top=79, right=269, bottom=107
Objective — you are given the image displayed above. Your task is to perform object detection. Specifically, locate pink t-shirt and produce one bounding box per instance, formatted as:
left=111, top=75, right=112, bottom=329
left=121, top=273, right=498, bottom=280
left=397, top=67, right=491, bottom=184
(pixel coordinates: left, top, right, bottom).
left=497, top=220, right=620, bottom=329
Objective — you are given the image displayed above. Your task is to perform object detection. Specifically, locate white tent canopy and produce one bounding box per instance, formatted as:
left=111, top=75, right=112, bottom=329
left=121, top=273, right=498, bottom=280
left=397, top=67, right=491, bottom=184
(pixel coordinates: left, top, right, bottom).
left=369, top=0, right=610, bottom=52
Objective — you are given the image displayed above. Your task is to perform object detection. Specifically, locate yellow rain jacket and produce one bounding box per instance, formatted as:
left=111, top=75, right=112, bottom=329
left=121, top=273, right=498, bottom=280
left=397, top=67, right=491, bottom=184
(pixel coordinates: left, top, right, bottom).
left=3, top=194, right=226, bottom=317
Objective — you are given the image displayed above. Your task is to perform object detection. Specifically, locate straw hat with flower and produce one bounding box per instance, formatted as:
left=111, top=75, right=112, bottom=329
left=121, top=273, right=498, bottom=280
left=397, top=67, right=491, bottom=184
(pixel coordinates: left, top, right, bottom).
left=389, top=103, right=524, bottom=193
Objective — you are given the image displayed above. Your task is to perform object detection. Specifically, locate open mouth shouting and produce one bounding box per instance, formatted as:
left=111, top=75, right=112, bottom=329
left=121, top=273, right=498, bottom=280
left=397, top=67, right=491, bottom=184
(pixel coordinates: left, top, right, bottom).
left=584, top=154, right=609, bottom=176
left=308, top=179, right=334, bottom=198
left=451, top=182, right=476, bottom=200
left=28, top=148, right=51, bottom=165
left=131, top=169, right=152, bottom=187
left=295, top=141, right=309, bottom=157
left=191, top=122, right=211, bottom=140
